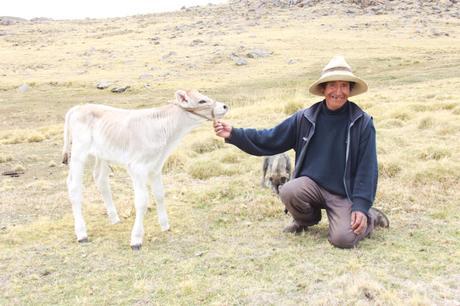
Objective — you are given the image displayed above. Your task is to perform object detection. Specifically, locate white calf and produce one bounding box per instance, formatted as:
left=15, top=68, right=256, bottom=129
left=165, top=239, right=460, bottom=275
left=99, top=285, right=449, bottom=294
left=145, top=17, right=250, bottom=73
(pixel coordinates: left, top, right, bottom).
left=62, top=90, right=228, bottom=249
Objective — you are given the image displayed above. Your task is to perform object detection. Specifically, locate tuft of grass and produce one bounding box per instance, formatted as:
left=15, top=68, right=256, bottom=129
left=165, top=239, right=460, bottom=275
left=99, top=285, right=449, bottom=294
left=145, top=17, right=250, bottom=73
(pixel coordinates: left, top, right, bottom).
left=27, top=133, right=46, bottom=143
left=378, top=161, right=401, bottom=178
left=191, top=137, right=224, bottom=154
left=413, top=163, right=460, bottom=185
left=409, top=104, right=428, bottom=112
left=392, top=111, right=411, bottom=121
left=379, top=119, right=403, bottom=128
left=163, top=152, right=186, bottom=173
left=418, top=117, right=433, bottom=129
left=13, top=164, right=25, bottom=172
left=283, top=101, right=304, bottom=115
left=0, top=130, right=47, bottom=144
left=418, top=147, right=451, bottom=161
left=220, top=151, right=241, bottom=164
left=438, top=103, right=456, bottom=110
left=0, top=154, right=13, bottom=163
left=187, top=159, right=239, bottom=179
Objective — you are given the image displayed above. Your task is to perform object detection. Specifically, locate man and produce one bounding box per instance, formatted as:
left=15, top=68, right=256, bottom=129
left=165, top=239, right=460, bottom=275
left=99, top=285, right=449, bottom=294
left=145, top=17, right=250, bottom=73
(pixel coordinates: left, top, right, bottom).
left=214, top=55, right=389, bottom=249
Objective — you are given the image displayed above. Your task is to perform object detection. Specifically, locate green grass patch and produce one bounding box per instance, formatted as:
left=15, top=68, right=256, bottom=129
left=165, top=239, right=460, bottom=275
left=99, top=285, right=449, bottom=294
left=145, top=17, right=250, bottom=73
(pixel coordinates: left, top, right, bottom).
left=186, top=159, right=239, bottom=180
left=191, top=137, right=225, bottom=154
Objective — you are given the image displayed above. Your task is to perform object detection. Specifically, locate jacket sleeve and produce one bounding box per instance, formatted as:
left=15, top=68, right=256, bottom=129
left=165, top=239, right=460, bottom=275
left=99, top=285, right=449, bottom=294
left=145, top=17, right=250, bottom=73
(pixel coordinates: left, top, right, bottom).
left=351, top=118, right=378, bottom=215
left=226, top=114, right=298, bottom=156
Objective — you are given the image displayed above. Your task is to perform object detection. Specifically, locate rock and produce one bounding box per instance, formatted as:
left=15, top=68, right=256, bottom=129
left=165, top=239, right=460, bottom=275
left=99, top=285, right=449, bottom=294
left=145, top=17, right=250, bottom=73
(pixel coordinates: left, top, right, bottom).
left=190, top=39, right=204, bottom=46
left=346, top=9, right=358, bottom=15
left=149, top=37, right=160, bottom=45
left=96, top=80, right=111, bottom=89
left=230, top=53, right=248, bottom=66
left=111, top=86, right=130, bottom=93
left=17, top=83, right=29, bottom=93
left=431, top=28, right=449, bottom=37
left=246, top=49, right=272, bottom=58
left=161, top=51, right=177, bottom=60
left=234, top=58, right=248, bottom=65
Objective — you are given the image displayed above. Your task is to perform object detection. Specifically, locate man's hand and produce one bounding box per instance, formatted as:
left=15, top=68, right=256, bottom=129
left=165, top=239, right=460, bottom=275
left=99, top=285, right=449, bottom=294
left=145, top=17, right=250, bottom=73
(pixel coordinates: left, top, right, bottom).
left=214, top=120, right=232, bottom=139
left=351, top=211, right=368, bottom=235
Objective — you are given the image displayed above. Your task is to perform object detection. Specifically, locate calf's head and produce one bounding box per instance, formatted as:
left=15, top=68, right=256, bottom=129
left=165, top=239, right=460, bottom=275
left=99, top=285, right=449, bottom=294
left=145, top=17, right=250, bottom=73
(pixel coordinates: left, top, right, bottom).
left=175, top=90, right=228, bottom=120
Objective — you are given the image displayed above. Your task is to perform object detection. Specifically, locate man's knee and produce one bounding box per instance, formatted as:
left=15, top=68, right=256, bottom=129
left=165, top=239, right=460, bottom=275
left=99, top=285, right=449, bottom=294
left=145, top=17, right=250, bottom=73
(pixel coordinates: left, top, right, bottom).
left=329, top=231, right=357, bottom=249
left=278, top=180, right=297, bottom=205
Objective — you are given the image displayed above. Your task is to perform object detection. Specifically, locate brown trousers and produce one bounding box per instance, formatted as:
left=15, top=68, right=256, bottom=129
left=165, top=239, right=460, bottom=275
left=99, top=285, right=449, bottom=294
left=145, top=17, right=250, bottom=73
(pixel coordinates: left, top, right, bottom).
left=279, top=176, right=374, bottom=248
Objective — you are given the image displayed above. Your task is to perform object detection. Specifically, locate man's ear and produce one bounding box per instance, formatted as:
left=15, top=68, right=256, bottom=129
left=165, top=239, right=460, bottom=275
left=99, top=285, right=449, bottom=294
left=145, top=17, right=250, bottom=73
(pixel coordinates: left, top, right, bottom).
left=175, top=90, right=189, bottom=106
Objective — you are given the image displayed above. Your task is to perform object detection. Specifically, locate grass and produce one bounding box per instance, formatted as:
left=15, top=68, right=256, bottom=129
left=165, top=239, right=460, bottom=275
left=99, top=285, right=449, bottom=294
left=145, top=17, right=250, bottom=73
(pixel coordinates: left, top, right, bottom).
left=1, top=3, right=460, bottom=305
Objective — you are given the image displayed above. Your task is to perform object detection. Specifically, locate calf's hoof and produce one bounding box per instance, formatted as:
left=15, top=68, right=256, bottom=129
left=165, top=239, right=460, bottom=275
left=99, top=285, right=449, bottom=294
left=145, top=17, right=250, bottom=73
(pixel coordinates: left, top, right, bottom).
left=78, top=237, right=89, bottom=243
left=131, top=244, right=142, bottom=251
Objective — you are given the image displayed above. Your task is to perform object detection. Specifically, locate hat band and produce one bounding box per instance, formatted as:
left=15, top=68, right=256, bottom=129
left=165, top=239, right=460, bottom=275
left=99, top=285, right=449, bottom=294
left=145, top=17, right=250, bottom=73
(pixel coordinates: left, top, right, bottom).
left=321, top=66, right=352, bottom=77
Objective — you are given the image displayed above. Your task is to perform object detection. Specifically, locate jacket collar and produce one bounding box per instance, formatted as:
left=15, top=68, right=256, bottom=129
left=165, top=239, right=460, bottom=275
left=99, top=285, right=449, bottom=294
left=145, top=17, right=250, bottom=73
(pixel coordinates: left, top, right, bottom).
left=303, top=100, right=364, bottom=124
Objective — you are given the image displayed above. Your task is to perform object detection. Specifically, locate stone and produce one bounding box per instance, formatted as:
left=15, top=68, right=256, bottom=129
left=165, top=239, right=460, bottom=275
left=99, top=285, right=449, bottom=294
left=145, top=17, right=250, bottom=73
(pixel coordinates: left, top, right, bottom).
left=111, top=86, right=130, bottom=93
left=161, top=51, right=177, bottom=60
left=96, top=80, right=111, bottom=89
left=17, top=83, right=29, bottom=93
left=246, top=48, right=272, bottom=58
left=230, top=53, right=248, bottom=66
left=190, top=39, right=204, bottom=46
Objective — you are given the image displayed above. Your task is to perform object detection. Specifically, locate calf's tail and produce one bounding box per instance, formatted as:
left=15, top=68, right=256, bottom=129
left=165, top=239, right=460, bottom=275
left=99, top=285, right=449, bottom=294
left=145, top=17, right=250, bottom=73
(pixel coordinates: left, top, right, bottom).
left=62, top=107, right=76, bottom=165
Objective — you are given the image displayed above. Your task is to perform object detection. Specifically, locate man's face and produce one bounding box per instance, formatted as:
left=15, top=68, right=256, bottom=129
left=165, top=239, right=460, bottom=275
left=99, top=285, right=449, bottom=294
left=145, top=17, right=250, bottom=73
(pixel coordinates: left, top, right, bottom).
left=323, top=81, right=350, bottom=111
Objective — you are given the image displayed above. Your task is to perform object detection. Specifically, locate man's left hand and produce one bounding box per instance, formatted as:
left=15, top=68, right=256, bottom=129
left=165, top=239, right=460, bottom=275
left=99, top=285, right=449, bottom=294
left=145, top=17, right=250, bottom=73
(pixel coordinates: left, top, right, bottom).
left=351, top=211, right=367, bottom=235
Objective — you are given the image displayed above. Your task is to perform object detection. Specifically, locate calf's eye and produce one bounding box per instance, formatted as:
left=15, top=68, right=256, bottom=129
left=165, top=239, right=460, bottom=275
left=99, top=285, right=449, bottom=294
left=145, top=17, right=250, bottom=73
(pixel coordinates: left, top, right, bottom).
left=198, top=100, right=207, bottom=104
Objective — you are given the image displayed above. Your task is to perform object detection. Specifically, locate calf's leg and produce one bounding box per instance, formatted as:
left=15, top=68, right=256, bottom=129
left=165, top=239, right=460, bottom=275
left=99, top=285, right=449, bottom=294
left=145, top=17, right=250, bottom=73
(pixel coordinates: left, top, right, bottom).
left=93, top=158, right=120, bottom=224
left=151, top=173, right=170, bottom=231
left=67, top=155, right=88, bottom=242
left=128, top=166, right=149, bottom=250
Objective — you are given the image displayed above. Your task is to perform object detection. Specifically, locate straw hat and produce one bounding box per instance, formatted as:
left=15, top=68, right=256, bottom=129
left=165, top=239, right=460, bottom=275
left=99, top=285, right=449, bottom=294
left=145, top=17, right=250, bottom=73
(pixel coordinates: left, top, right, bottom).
left=309, top=55, right=368, bottom=97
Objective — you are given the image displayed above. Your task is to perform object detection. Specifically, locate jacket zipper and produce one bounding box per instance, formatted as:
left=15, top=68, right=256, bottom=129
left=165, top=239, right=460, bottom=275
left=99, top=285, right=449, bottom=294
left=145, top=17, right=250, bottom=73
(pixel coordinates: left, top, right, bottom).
left=343, top=114, right=363, bottom=202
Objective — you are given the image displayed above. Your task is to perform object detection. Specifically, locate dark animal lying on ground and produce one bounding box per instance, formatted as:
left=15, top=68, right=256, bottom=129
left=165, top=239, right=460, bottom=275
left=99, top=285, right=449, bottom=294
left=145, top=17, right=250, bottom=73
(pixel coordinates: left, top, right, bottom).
left=262, top=153, right=292, bottom=195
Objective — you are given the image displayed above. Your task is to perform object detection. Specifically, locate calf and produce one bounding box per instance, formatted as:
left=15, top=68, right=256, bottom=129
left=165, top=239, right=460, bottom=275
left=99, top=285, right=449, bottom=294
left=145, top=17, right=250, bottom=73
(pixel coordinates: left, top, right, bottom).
left=62, top=90, right=228, bottom=249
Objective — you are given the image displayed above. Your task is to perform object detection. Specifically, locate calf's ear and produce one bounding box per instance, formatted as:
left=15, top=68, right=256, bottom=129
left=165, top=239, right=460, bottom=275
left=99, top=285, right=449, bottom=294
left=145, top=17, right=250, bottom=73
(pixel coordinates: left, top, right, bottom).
left=175, top=90, right=189, bottom=105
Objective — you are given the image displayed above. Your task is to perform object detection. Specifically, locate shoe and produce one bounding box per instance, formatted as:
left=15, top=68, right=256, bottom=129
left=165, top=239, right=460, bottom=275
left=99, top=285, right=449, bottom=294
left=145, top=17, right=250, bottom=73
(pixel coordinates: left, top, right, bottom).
left=369, top=207, right=390, bottom=228
left=283, top=220, right=308, bottom=234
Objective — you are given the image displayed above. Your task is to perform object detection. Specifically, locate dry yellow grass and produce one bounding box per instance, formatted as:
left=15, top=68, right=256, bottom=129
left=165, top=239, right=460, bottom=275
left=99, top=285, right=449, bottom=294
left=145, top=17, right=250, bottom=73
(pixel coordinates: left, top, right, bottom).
left=1, top=2, right=459, bottom=305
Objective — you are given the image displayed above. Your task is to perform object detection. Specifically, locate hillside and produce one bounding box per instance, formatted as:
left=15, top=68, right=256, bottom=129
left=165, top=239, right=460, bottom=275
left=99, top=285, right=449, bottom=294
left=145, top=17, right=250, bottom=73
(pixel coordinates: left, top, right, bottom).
left=1, top=0, right=459, bottom=304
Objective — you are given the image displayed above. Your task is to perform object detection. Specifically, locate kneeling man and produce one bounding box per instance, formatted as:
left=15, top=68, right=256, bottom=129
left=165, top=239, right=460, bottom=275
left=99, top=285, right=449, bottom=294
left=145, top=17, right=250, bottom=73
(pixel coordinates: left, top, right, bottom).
left=214, top=55, right=389, bottom=248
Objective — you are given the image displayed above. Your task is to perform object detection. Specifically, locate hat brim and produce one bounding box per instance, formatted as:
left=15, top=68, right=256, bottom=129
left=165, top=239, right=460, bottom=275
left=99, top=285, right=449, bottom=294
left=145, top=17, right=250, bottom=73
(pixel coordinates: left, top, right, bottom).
left=309, top=72, right=368, bottom=97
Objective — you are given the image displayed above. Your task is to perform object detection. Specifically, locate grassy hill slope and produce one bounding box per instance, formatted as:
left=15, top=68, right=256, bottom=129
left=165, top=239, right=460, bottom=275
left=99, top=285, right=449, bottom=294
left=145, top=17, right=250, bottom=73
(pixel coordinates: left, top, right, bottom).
left=1, top=1, right=459, bottom=304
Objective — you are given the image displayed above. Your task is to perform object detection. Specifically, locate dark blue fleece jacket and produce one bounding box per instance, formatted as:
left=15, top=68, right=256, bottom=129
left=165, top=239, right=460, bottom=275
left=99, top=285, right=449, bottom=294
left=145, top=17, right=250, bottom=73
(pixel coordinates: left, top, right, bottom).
left=226, top=100, right=378, bottom=215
